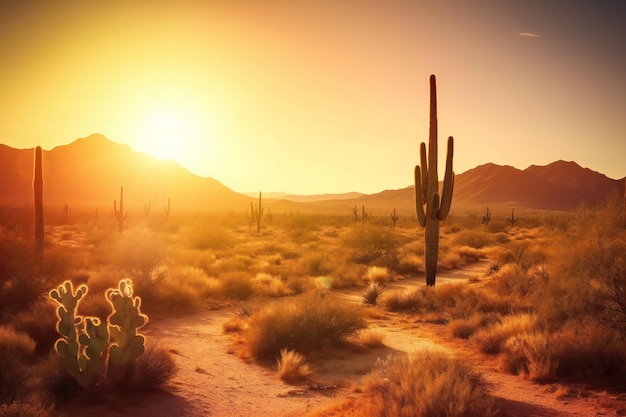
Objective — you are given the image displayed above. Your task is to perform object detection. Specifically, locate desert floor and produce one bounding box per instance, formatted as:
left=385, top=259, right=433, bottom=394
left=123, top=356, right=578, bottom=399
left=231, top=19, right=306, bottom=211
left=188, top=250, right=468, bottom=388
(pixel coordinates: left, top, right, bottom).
left=51, top=260, right=625, bottom=417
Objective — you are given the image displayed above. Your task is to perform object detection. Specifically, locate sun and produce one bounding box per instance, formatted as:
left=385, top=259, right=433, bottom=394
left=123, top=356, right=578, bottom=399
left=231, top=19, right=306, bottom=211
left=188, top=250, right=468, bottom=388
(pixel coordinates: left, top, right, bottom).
left=136, top=108, right=195, bottom=161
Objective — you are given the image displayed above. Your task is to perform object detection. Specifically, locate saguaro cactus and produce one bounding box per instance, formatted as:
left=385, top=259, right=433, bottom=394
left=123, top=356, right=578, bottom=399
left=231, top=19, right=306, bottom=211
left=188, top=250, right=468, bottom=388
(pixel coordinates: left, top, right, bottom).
left=33, top=146, right=44, bottom=259
left=390, top=208, right=399, bottom=227
left=508, top=208, right=518, bottom=226
left=253, top=192, right=263, bottom=233
left=113, top=186, right=127, bottom=234
left=414, top=75, right=455, bottom=286
left=481, top=207, right=492, bottom=225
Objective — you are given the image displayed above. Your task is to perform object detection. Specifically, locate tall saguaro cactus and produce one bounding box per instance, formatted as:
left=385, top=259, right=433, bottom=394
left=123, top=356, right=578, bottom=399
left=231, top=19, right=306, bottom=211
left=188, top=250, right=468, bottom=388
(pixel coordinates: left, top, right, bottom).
left=414, top=74, right=455, bottom=286
left=33, top=146, right=44, bottom=259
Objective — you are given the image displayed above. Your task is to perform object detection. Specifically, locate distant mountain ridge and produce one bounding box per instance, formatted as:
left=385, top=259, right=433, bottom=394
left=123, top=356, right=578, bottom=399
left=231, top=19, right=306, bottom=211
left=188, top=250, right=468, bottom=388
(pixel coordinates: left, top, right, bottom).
left=0, top=134, right=251, bottom=210
left=0, top=135, right=623, bottom=212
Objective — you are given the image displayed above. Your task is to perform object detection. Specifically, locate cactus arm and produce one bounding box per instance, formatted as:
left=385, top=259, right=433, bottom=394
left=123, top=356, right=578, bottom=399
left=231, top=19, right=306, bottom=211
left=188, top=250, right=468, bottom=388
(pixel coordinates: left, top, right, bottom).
left=438, top=136, right=455, bottom=220
left=419, top=143, right=428, bottom=202
left=414, top=166, right=426, bottom=227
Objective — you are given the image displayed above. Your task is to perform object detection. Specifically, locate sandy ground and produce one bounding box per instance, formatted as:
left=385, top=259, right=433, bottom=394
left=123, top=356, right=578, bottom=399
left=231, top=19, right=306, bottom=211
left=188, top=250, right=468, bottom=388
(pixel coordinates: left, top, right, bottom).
left=55, top=262, right=625, bottom=417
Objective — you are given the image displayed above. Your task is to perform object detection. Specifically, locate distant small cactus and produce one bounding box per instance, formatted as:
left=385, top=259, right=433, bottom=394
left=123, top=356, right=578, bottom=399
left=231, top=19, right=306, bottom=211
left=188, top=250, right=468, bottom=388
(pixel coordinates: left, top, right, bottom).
left=113, top=186, right=127, bottom=234
left=252, top=192, right=263, bottom=233
left=144, top=201, right=151, bottom=218
left=508, top=208, right=518, bottom=226
left=390, top=208, right=399, bottom=227
left=481, top=207, right=491, bottom=225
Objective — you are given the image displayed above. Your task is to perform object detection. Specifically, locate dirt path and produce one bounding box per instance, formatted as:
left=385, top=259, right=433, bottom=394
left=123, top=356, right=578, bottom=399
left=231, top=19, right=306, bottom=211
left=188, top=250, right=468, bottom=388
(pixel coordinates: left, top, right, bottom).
left=57, top=262, right=624, bottom=416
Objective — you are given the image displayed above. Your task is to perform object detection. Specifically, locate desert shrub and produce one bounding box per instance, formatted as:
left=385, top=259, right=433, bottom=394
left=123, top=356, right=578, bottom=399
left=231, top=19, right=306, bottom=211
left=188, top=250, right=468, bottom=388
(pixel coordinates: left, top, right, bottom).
left=394, top=253, right=424, bottom=275
left=365, top=266, right=390, bottom=283
left=110, top=230, right=168, bottom=294
left=220, top=271, right=254, bottom=300
left=453, top=229, right=493, bottom=249
left=448, top=313, right=485, bottom=339
left=471, top=313, right=539, bottom=355
left=294, top=252, right=333, bottom=276
left=125, top=344, right=177, bottom=388
left=354, top=329, right=385, bottom=348
left=0, top=403, right=51, bottom=417
left=328, top=262, right=366, bottom=289
left=10, top=298, right=58, bottom=357
left=276, top=349, right=311, bottom=383
left=147, top=266, right=220, bottom=315
left=28, top=353, right=79, bottom=405
left=0, top=327, right=36, bottom=405
left=383, top=287, right=438, bottom=314
left=548, top=323, right=626, bottom=381
left=182, top=223, right=233, bottom=251
left=251, top=273, right=292, bottom=297
left=364, top=349, right=497, bottom=417
left=499, top=331, right=555, bottom=382
left=344, top=225, right=401, bottom=265
left=362, top=282, right=385, bottom=306
left=245, top=292, right=367, bottom=360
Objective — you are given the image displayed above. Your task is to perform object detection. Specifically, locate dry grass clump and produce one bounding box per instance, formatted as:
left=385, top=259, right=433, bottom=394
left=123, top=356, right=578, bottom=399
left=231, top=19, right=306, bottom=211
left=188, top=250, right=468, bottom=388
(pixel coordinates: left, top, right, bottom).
left=448, top=313, right=486, bottom=339
left=471, top=313, right=539, bottom=355
left=394, top=253, right=424, bottom=275
left=251, top=273, right=292, bottom=297
left=343, top=225, right=401, bottom=265
left=383, top=287, right=437, bottom=314
left=276, top=349, right=311, bottom=383
left=245, top=292, right=367, bottom=360
left=365, top=266, right=390, bottom=283
left=0, top=326, right=36, bottom=405
left=453, top=229, right=493, bottom=249
left=219, top=271, right=254, bottom=300
left=499, top=331, right=555, bottom=382
left=364, top=349, right=497, bottom=417
left=354, top=329, right=385, bottom=348
left=547, top=323, right=626, bottom=382
left=125, top=344, right=177, bottom=388
left=362, top=282, right=385, bottom=306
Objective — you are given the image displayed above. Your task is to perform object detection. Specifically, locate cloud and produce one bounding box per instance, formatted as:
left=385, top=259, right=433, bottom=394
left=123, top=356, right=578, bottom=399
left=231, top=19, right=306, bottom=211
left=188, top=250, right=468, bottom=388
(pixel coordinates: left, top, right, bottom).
left=518, top=32, right=542, bottom=38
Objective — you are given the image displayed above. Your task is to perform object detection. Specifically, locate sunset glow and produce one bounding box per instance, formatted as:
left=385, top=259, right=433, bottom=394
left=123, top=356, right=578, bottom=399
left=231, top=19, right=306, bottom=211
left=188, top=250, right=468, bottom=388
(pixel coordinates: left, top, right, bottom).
left=0, top=1, right=624, bottom=194
left=136, top=108, right=197, bottom=161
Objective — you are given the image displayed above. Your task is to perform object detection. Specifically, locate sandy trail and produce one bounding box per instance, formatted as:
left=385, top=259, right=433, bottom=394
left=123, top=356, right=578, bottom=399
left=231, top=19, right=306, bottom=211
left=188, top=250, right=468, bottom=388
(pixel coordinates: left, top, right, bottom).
left=57, top=261, right=623, bottom=416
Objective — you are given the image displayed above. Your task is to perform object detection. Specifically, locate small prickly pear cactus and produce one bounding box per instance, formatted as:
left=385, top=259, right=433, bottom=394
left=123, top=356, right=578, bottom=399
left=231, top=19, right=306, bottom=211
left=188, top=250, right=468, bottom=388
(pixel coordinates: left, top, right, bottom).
left=481, top=207, right=491, bottom=225
left=414, top=74, right=455, bottom=286
left=49, top=281, right=109, bottom=389
left=106, top=279, right=148, bottom=383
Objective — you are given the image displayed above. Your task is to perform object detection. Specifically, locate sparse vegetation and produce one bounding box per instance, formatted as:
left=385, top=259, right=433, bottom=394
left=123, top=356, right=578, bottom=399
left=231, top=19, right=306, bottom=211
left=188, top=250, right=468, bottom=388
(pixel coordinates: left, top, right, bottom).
left=1, top=195, right=625, bottom=415
left=244, top=292, right=367, bottom=360
left=364, top=349, right=498, bottom=417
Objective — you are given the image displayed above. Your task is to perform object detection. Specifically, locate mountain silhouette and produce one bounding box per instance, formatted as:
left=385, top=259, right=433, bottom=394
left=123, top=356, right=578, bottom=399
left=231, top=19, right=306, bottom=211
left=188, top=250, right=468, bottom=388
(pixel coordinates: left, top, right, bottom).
left=0, top=134, right=250, bottom=211
left=349, top=162, right=624, bottom=212
left=1, top=134, right=623, bottom=213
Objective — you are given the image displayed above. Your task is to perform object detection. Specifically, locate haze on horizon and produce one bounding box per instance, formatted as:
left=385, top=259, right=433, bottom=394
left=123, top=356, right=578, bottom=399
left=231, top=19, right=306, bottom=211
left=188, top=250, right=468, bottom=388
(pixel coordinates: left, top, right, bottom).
left=1, top=0, right=625, bottom=195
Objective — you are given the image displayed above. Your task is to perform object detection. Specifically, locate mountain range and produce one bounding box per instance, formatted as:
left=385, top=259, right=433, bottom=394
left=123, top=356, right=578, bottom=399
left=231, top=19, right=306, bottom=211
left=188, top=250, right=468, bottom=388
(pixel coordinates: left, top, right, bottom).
left=1, top=134, right=623, bottom=213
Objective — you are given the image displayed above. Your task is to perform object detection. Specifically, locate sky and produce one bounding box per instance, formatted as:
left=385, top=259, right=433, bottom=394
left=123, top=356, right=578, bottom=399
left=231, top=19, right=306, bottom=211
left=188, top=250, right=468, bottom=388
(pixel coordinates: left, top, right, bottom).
left=1, top=0, right=625, bottom=195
